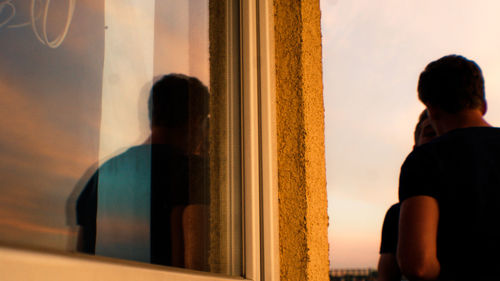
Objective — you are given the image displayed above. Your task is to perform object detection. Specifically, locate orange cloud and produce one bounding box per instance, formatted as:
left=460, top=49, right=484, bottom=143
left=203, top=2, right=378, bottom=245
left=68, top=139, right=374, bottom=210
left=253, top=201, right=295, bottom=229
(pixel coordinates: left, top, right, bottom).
left=0, top=79, right=99, bottom=180
left=0, top=217, right=76, bottom=237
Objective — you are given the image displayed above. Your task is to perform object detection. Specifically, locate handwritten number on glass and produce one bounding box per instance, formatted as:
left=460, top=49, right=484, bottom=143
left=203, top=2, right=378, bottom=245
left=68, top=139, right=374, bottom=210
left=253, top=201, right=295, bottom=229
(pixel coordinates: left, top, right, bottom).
left=0, top=0, right=76, bottom=48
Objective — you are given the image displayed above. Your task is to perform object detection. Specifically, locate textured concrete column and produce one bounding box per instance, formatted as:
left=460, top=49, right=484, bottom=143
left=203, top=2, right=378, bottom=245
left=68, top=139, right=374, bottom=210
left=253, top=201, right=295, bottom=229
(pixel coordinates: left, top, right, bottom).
left=208, top=0, right=229, bottom=274
left=274, top=0, right=329, bottom=280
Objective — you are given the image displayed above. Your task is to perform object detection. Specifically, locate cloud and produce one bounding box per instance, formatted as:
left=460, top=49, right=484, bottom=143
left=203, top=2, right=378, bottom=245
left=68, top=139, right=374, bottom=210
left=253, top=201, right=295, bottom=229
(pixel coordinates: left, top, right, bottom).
left=0, top=207, right=77, bottom=251
left=0, top=80, right=99, bottom=180
left=0, top=217, right=76, bottom=237
left=0, top=67, right=100, bottom=246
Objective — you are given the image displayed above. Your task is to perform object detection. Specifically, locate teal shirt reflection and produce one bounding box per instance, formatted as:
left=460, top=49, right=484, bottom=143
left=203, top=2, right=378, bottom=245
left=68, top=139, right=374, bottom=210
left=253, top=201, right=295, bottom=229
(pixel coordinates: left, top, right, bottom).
left=96, top=145, right=152, bottom=262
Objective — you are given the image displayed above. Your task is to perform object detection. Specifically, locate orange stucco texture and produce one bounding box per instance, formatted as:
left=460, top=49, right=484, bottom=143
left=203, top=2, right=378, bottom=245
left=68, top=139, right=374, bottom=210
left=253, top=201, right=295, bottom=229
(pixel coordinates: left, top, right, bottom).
left=274, top=0, right=329, bottom=280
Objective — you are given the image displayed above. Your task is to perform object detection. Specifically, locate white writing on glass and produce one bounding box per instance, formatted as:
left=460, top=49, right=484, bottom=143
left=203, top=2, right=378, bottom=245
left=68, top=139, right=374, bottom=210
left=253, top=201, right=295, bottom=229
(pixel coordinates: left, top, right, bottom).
left=0, top=0, right=76, bottom=48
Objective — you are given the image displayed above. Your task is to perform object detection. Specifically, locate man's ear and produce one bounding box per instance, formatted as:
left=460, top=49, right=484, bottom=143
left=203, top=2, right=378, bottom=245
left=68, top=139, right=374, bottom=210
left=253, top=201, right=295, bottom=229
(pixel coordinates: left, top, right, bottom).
left=481, top=102, right=487, bottom=116
left=425, top=106, right=443, bottom=136
left=425, top=106, right=438, bottom=121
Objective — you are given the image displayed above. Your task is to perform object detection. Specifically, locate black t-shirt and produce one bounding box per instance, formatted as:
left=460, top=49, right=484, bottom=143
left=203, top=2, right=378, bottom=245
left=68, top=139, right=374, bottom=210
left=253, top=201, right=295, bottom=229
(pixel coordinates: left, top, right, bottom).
left=76, top=144, right=208, bottom=265
left=399, top=127, right=500, bottom=280
left=380, top=203, right=400, bottom=254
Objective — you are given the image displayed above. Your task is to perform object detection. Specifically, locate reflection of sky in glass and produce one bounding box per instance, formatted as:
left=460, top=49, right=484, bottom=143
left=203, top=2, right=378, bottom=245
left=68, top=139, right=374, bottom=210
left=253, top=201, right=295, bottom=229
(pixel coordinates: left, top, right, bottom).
left=99, top=0, right=155, bottom=160
left=321, top=0, right=500, bottom=269
left=0, top=0, right=104, bottom=250
left=0, top=0, right=208, bottom=251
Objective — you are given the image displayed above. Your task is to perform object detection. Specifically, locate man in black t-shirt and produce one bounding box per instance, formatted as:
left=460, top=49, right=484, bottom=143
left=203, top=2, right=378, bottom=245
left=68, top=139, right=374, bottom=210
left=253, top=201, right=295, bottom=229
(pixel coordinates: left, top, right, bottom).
left=397, top=55, right=500, bottom=281
left=76, top=74, right=210, bottom=267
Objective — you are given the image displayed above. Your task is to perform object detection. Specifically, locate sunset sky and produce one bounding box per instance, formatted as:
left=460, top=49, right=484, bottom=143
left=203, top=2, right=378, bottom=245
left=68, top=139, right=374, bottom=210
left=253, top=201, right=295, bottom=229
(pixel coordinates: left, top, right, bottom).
left=321, top=0, right=500, bottom=269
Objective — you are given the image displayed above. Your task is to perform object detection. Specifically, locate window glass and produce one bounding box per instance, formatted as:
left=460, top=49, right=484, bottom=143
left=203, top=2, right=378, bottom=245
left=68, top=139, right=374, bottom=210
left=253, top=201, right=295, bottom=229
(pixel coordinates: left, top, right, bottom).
left=0, top=0, right=240, bottom=274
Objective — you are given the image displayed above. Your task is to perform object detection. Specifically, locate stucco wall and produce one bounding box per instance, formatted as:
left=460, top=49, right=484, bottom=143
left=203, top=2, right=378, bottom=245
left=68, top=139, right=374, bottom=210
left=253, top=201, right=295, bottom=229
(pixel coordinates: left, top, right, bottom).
left=274, top=1, right=329, bottom=280
left=208, top=0, right=230, bottom=274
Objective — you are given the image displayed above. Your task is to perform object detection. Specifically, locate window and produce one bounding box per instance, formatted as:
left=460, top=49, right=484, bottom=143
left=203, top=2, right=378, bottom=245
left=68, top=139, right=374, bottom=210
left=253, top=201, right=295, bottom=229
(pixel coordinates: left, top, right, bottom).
left=0, top=0, right=277, bottom=280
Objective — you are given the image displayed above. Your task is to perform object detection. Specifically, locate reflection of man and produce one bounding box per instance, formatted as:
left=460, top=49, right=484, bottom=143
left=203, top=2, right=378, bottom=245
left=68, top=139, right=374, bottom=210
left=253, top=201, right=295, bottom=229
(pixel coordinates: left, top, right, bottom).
left=76, top=74, right=209, bottom=268
left=397, top=55, right=500, bottom=280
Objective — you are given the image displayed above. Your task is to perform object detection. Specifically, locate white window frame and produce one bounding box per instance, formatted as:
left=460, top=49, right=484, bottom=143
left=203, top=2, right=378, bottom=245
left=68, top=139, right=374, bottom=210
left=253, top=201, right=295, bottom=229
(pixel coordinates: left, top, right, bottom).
left=240, top=0, right=278, bottom=280
left=0, top=0, right=278, bottom=280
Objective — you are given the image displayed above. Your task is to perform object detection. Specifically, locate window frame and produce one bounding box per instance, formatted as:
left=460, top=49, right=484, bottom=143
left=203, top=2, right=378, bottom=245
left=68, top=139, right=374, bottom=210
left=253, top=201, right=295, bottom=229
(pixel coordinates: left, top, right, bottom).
left=0, top=0, right=278, bottom=280
left=240, top=0, right=278, bottom=280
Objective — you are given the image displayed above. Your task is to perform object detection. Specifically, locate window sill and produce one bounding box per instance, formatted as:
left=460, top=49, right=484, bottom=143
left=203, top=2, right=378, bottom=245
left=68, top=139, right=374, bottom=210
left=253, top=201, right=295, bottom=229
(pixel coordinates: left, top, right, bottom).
left=0, top=245, right=247, bottom=281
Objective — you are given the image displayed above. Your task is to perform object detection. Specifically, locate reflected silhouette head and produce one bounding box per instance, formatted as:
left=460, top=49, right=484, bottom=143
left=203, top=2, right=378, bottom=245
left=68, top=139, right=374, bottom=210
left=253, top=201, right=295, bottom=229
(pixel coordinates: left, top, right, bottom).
left=148, top=74, right=209, bottom=151
left=149, top=74, right=209, bottom=128
left=418, top=55, right=485, bottom=114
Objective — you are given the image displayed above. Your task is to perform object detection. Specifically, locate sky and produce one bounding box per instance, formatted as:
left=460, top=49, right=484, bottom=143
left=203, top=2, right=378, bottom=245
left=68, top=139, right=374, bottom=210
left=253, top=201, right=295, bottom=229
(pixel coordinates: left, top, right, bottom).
left=0, top=0, right=104, bottom=250
left=321, top=0, right=500, bottom=269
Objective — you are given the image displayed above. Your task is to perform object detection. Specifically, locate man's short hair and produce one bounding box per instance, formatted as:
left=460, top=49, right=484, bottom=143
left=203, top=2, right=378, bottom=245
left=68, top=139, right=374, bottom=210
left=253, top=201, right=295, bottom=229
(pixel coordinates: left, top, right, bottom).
left=418, top=55, right=485, bottom=113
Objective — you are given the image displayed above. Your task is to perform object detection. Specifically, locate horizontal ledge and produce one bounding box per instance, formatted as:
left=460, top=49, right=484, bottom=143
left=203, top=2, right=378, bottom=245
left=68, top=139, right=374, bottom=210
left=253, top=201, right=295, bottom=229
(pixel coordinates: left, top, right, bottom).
left=0, top=244, right=247, bottom=281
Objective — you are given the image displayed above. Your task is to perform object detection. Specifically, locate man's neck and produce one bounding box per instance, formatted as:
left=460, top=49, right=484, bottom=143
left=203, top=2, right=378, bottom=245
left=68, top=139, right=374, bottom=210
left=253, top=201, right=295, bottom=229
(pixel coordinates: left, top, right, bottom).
left=147, top=126, right=189, bottom=153
left=431, top=109, right=491, bottom=136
